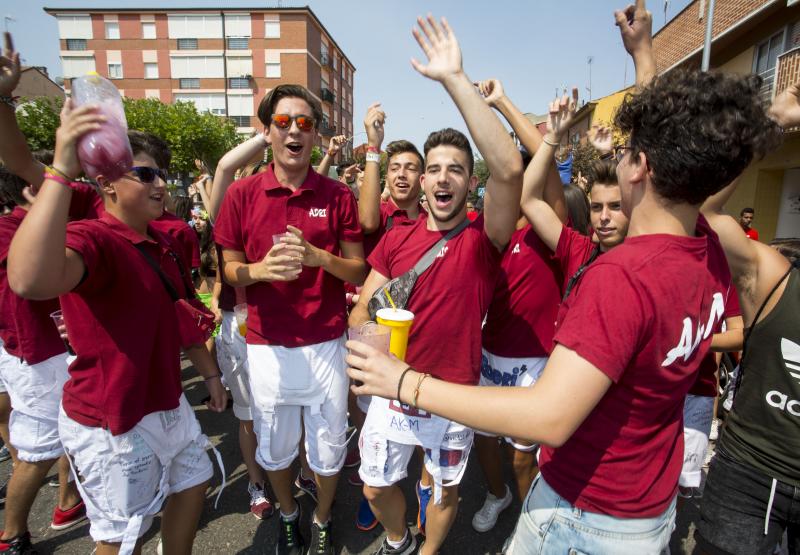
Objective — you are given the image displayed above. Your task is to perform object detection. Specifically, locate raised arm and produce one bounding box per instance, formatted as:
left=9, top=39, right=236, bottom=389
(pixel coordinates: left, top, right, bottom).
left=208, top=133, right=268, bottom=220
left=478, top=78, right=567, bottom=222
left=0, top=33, right=45, bottom=188
left=615, top=0, right=656, bottom=88
left=358, top=103, right=386, bottom=234
left=521, top=90, right=579, bottom=251
left=411, top=16, right=523, bottom=250
left=317, top=134, right=346, bottom=178
left=7, top=100, right=104, bottom=299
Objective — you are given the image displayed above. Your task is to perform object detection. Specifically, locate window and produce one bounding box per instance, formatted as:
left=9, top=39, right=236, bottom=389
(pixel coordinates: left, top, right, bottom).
left=754, top=30, right=787, bottom=100
left=177, top=38, right=198, bottom=50
left=144, top=63, right=159, bottom=79
left=227, top=94, right=253, bottom=116
left=105, top=22, right=120, bottom=39
left=228, top=77, right=250, bottom=89
left=332, top=54, right=337, bottom=70
left=266, top=51, right=280, bottom=78
left=229, top=115, right=250, bottom=127
left=57, top=15, right=92, bottom=39
left=108, top=63, right=123, bottom=79
left=61, top=56, right=95, bottom=78
left=171, top=56, right=224, bottom=78
left=142, top=22, right=156, bottom=39
left=168, top=14, right=222, bottom=39
left=179, top=78, right=200, bottom=89
left=66, top=39, right=87, bottom=51
left=320, top=42, right=329, bottom=66
left=341, top=61, right=345, bottom=79
left=226, top=37, right=248, bottom=50
left=174, top=93, right=226, bottom=115
left=224, top=14, right=251, bottom=37
left=264, top=16, right=280, bottom=39
left=226, top=56, right=253, bottom=77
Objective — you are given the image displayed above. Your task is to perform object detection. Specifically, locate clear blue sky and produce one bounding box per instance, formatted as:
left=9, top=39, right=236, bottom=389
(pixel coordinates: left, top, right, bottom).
left=6, top=0, right=692, bottom=153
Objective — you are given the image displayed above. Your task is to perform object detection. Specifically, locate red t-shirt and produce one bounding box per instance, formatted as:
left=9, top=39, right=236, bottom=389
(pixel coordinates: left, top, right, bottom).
left=363, top=199, right=426, bottom=259
left=152, top=212, right=201, bottom=269
left=214, top=163, right=363, bottom=347
left=554, top=225, right=598, bottom=293
left=62, top=213, right=187, bottom=435
left=368, top=215, right=501, bottom=385
left=689, top=283, right=742, bottom=397
left=482, top=224, right=563, bottom=358
left=744, top=227, right=759, bottom=241
left=539, top=215, right=731, bottom=518
left=0, top=207, right=64, bottom=364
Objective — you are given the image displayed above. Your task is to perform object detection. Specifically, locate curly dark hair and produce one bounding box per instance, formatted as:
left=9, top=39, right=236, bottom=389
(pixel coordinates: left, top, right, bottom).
left=614, top=69, right=783, bottom=205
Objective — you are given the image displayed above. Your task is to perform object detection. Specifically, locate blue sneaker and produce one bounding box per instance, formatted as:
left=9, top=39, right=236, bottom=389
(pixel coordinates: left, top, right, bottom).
left=416, top=481, right=432, bottom=535
left=356, top=497, right=377, bottom=531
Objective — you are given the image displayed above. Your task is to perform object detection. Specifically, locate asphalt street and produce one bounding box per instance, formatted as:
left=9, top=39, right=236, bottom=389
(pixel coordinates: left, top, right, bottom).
left=0, top=362, right=737, bottom=554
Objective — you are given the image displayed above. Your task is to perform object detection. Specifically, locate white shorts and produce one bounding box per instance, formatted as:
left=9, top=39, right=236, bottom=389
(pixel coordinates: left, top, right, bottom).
left=680, top=394, right=714, bottom=488
left=476, top=350, right=547, bottom=451
left=0, top=347, right=68, bottom=462
left=358, top=419, right=474, bottom=490
left=58, top=395, right=214, bottom=545
left=248, top=337, right=349, bottom=476
left=215, top=311, right=252, bottom=420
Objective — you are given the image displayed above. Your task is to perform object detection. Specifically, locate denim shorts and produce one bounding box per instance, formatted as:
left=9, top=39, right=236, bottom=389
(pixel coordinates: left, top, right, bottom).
left=504, top=475, right=675, bottom=554
left=695, top=449, right=800, bottom=555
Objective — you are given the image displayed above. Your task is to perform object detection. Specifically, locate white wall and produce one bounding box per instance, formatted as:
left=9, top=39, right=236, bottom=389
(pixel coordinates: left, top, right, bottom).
left=775, top=168, right=800, bottom=238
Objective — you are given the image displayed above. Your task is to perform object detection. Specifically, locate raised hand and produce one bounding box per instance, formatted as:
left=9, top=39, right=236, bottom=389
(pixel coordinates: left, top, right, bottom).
left=364, top=102, right=385, bottom=147
left=769, top=83, right=800, bottom=128
left=588, top=124, right=614, bottom=154
left=411, top=15, right=463, bottom=83
left=53, top=99, right=106, bottom=180
left=0, top=33, right=20, bottom=98
left=476, top=78, right=505, bottom=108
left=327, top=134, right=347, bottom=157
left=615, top=0, right=653, bottom=58
left=546, top=88, right=579, bottom=140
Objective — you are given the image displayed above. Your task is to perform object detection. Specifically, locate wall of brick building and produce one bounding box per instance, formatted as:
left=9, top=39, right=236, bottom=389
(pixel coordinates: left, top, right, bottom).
left=652, top=0, right=783, bottom=72
left=776, top=47, right=800, bottom=95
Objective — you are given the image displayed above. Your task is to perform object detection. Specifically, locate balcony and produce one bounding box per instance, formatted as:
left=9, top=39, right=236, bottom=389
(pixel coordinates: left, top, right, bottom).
left=321, top=87, right=335, bottom=103
left=320, top=52, right=331, bottom=67
left=776, top=47, right=800, bottom=99
left=319, top=120, right=335, bottom=136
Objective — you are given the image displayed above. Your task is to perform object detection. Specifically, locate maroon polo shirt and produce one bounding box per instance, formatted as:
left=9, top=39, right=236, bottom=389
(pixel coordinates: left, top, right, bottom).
left=0, top=207, right=64, bottom=364
left=214, top=163, right=363, bottom=347
left=363, top=199, right=426, bottom=258
left=152, top=212, right=201, bottom=269
left=61, top=212, right=188, bottom=435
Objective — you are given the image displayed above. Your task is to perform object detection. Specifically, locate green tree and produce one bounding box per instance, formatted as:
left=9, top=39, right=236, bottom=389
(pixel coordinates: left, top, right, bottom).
left=15, top=96, right=63, bottom=151
left=473, top=156, right=490, bottom=187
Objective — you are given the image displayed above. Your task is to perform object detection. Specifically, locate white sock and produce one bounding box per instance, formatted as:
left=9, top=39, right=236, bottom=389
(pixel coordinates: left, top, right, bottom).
left=386, top=529, right=408, bottom=549
left=280, top=506, right=299, bottom=521
left=313, top=513, right=329, bottom=528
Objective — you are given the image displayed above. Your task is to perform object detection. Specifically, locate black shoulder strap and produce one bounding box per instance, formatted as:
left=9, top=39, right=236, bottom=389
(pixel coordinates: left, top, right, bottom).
left=561, top=246, right=601, bottom=302
left=134, top=243, right=181, bottom=302
left=385, top=215, right=394, bottom=232
left=734, top=265, right=794, bottom=397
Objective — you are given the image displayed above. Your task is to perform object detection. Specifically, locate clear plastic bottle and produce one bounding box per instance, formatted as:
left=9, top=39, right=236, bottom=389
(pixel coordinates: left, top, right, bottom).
left=70, top=72, right=133, bottom=181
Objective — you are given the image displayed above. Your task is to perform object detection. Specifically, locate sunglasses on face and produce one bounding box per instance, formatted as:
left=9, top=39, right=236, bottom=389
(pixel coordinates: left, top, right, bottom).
left=271, top=114, right=316, bottom=132
left=129, top=166, right=168, bottom=184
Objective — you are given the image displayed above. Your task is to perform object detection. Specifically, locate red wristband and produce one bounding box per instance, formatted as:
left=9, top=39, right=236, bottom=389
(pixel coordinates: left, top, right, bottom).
left=366, top=146, right=380, bottom=153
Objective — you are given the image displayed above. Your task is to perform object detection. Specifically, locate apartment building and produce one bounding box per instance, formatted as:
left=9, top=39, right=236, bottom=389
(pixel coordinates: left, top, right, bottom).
left=44, top=6, right=355, bottom=154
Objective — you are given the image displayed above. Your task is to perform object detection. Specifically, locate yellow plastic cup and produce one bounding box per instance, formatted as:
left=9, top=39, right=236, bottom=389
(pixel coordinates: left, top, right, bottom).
left=375, top=308, right=415, bottom=361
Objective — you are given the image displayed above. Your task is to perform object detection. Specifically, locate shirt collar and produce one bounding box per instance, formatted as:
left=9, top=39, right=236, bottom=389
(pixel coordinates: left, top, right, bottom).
left=99, top=212, right=160, bottom=246
left=259, top=162, right=318, bottom=197
left=386, top=198, right=426, bottom=217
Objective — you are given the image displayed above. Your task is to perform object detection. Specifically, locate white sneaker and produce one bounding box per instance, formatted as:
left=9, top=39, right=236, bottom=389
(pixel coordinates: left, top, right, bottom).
left=472, top=484, right=512, bottom=532
left=709, top=418, right=720, bottom=441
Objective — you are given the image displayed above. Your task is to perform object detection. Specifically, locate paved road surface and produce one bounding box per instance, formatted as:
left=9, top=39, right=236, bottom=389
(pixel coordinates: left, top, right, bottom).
left=0, top=362, right=745, bottom=554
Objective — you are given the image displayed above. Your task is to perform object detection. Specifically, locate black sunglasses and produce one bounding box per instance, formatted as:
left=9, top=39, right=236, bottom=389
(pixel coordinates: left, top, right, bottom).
left=129, top=166, right=168, bottom=184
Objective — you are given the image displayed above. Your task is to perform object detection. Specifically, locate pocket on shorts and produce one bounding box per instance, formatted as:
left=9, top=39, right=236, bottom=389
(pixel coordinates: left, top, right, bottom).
left=100, top=430, right=161, bottom=516
left=307, top=411, right=347, bottom=473
left=19, top=358, right=62, bottom=402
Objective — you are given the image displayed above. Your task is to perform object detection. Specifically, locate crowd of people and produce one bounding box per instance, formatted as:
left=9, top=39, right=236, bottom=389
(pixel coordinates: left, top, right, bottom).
left=0, top=1, right=798, bottom=554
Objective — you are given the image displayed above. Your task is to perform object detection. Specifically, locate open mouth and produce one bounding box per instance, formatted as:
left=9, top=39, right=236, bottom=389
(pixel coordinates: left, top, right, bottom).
left=433, top=191, right=453, bottom=209
left=149, top=192, right=164, bottom=202
left=286, top=142, right=303, bottom=155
